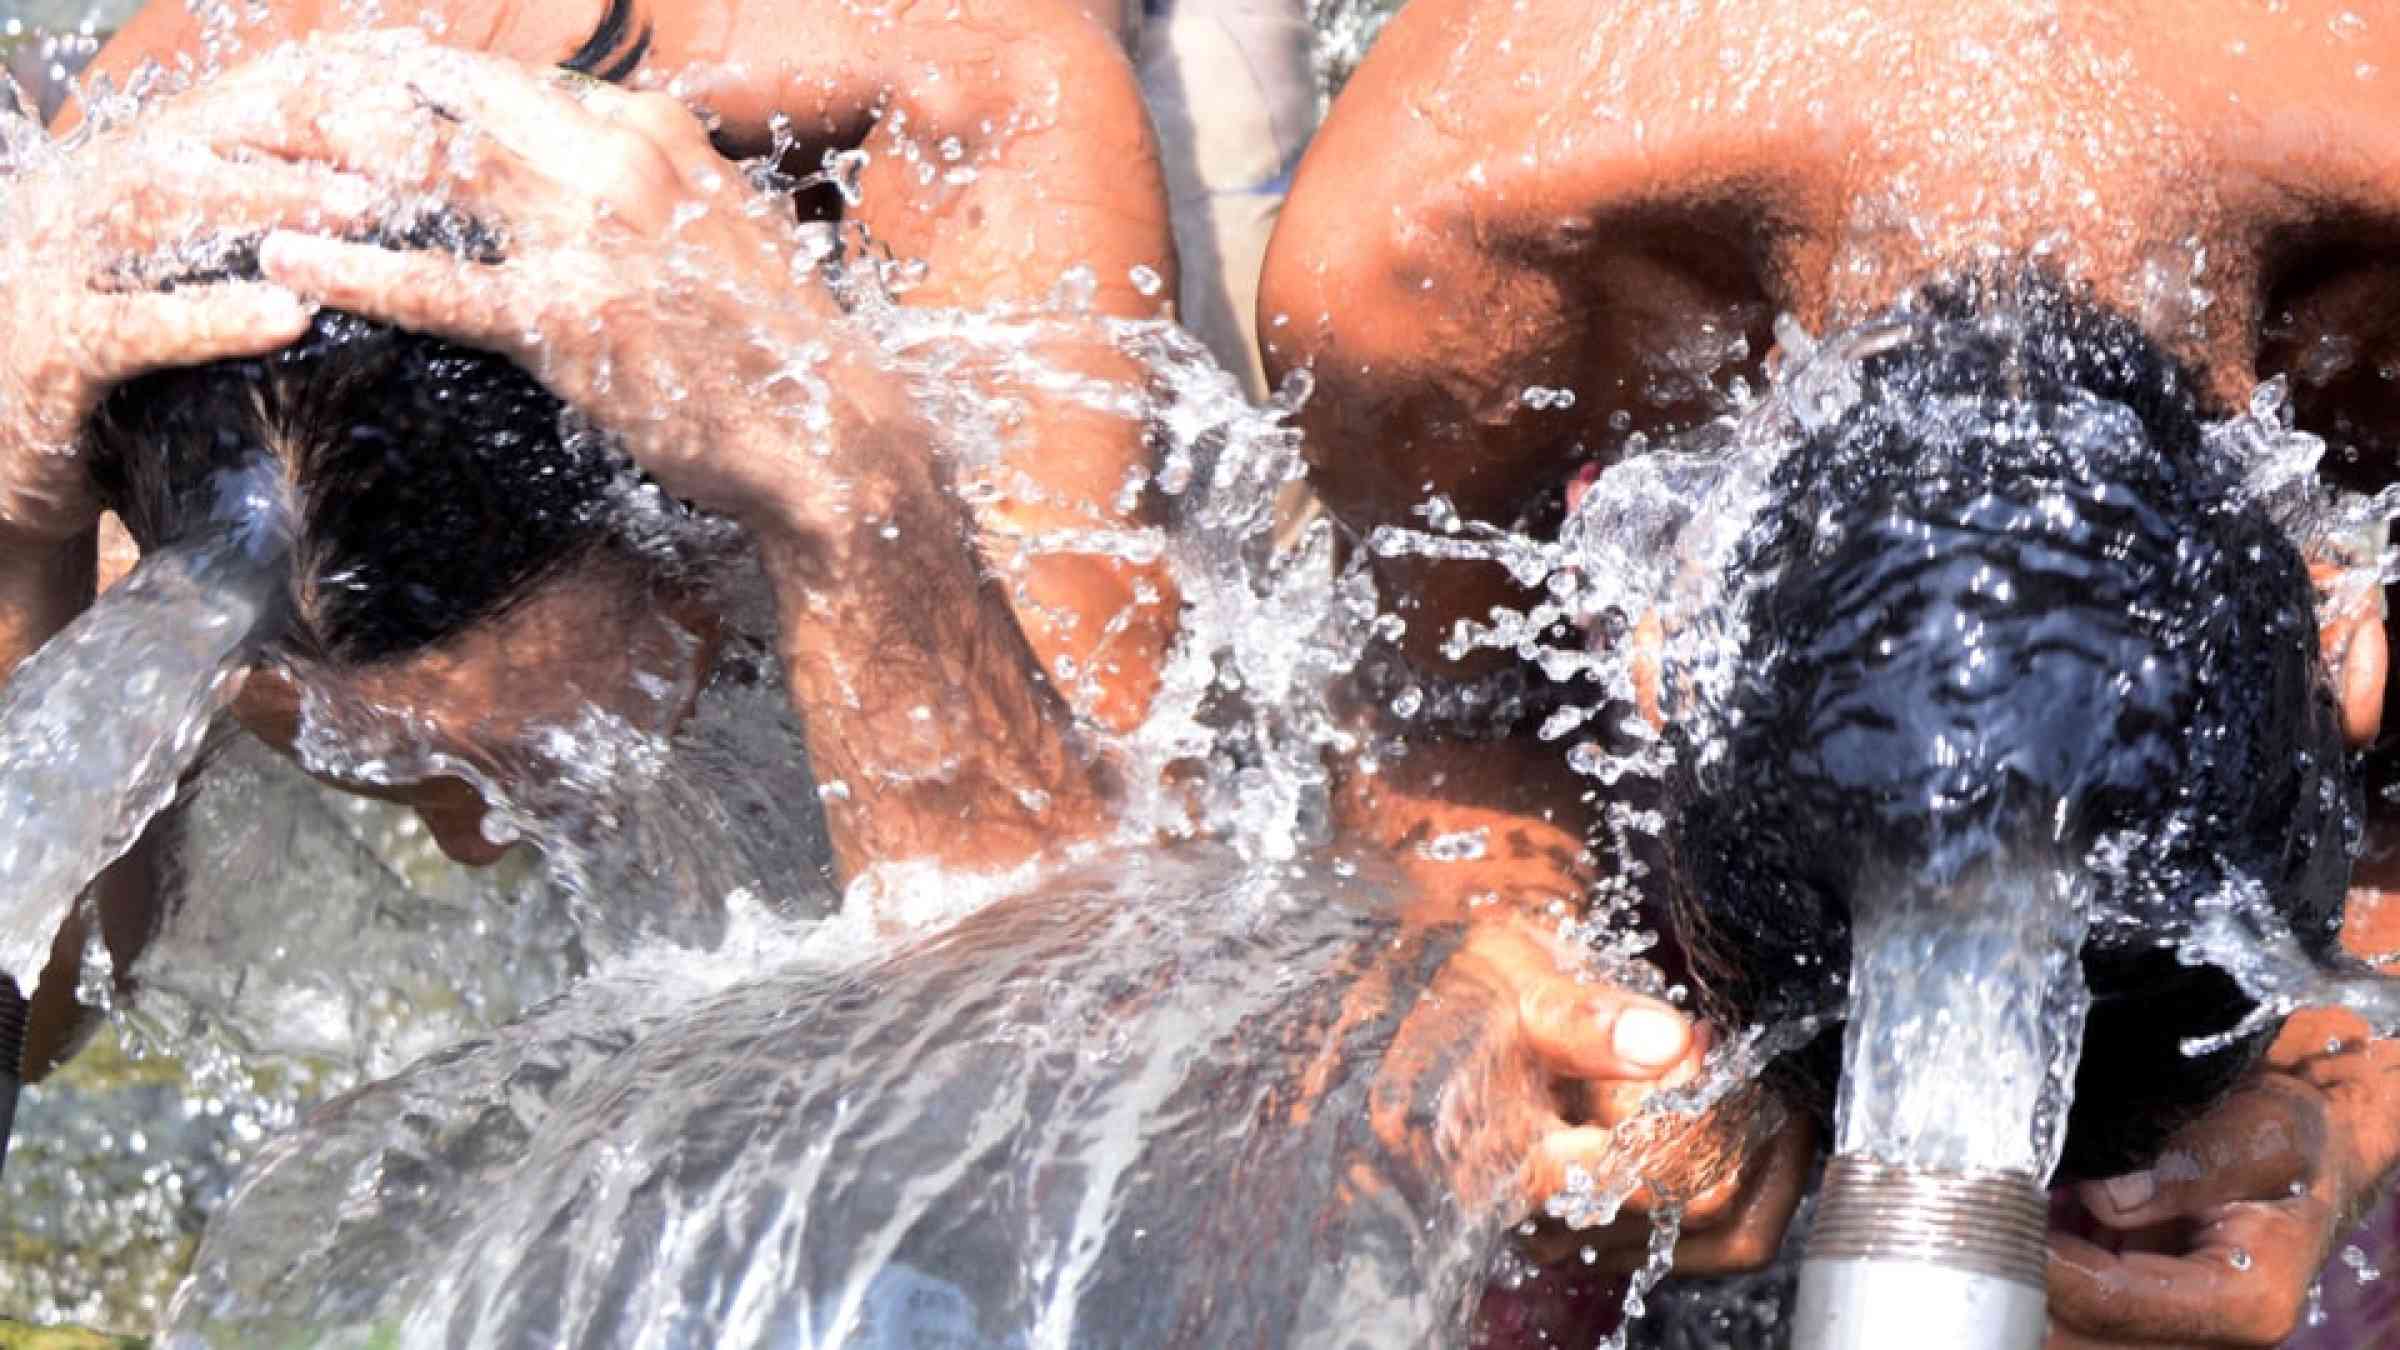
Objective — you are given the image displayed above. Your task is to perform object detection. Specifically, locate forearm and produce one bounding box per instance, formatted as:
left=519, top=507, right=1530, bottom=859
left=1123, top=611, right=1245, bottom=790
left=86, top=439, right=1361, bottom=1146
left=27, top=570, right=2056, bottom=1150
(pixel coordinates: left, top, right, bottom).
left=752, top=411, right=1114, bottom=884
left=959, top=334, right=1182, bottom=734
left=836, top=9, right=1183, bottom=732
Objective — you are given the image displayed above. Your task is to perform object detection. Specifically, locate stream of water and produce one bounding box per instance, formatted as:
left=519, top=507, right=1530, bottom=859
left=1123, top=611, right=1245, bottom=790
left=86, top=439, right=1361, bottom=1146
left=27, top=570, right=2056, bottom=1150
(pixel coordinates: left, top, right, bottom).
left=11, top=3, right=2400, bottom=1348
left=0, top=457, right=287, bottom=994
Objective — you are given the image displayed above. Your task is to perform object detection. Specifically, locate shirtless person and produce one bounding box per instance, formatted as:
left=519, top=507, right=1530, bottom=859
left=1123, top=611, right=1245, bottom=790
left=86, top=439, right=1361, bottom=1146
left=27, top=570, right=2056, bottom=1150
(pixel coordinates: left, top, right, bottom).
left=0, top=0, right=1722, bottom=1319
left=1263, top=0, right=2400, bottom=1343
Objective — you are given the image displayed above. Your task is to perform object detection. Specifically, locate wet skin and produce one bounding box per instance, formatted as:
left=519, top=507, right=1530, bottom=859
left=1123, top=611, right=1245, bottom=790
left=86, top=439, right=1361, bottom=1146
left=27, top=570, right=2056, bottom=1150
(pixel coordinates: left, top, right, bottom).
left=1262, top=0, right=2400, bottom=1342
left=5, top=5, right=1178, bottom=1054
left=0, top=1, right=1713, bottom=1326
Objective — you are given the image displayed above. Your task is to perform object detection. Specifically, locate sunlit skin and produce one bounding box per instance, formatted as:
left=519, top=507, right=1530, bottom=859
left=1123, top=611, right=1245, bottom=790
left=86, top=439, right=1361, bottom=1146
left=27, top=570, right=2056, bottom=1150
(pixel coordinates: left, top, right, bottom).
left=1263, top=0, right=2400, bottom=1342
left=20, top=0, right=2396, bottom=1339
left=7, top=1, right=1189, bottom=1049
left=0, top=0, right=1711, bottom=1312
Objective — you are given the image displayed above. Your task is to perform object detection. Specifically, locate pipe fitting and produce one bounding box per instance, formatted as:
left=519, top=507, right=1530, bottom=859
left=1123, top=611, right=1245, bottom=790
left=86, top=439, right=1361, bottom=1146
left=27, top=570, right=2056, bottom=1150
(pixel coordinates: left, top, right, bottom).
left=1790, top=1156, right=2049, bottom=1350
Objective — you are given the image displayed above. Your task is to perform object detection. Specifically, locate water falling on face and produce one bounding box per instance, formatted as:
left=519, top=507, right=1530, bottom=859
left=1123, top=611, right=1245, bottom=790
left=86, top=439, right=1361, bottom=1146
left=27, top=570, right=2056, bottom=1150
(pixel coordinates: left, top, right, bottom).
left=83, top=229, right=726, bottom=865
left=1671, top=279, right=2359, bottom=1181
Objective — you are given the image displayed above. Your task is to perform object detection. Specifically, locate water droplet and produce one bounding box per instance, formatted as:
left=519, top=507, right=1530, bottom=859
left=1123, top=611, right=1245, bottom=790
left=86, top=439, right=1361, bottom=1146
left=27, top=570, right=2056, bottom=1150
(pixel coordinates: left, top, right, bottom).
left=1416, top=828, right=1489, bottom=862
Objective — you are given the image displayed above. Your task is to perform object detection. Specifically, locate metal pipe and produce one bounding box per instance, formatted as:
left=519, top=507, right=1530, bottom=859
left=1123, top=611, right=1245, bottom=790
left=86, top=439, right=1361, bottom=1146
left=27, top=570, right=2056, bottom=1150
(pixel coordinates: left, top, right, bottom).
left=1790, top=1157, right=2049, bottom=1350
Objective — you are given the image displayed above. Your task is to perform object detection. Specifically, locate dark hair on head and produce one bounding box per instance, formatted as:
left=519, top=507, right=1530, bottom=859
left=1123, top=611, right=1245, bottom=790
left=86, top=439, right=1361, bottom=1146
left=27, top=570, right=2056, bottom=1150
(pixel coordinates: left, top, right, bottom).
left=86, top=214, right=666, bottom=664
left=1668, top=273, right=2356, bottom=1180
left=87, top=26, right=673, bottom=666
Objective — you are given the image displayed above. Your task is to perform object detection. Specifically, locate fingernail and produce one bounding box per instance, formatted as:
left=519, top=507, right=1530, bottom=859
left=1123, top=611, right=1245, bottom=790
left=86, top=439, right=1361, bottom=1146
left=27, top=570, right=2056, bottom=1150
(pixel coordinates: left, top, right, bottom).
left=2103, top=1170, right=2156, bottom=1214
left=250, top=287, right=313, bottom=327
left=1612, top=1005, right=1689, bottom=1069
left=258, top=230, right=332, bottom=275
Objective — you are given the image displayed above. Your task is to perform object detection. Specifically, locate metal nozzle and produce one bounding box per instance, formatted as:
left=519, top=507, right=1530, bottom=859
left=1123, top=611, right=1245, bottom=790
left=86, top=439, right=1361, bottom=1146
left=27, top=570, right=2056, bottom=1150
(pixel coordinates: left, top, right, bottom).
left=1790, top=1157, right=2049, bottom=1350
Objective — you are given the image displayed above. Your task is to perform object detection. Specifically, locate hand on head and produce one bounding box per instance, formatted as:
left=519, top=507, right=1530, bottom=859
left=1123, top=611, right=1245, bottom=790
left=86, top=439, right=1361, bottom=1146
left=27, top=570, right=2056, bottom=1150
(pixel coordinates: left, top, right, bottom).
left=3, top=2, right=1181, bottom=1078
left=202, top=32, right=876, bottom=533
left=0, top=96, right=362, bottom=549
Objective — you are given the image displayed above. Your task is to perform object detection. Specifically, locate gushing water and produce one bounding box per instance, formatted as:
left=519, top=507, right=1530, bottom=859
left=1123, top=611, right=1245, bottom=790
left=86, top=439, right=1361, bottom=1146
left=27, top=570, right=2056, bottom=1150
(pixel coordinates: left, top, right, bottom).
left=20, top=8, right=2400, bottom=1349
left=1836, top=863, right=2090, bottom=1179
left=171, top=850, right=1523, bottom=1349
left=0, top=457, right=288, bottom=993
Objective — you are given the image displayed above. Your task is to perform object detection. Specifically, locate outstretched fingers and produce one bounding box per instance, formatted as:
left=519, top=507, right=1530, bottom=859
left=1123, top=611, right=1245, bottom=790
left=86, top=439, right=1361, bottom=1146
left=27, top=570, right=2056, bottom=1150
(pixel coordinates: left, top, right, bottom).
left=187, top=36, right=701, bottom=236
left=77, top=150, right=391, bottom=254
left=147, top=49, right=532, bottom=213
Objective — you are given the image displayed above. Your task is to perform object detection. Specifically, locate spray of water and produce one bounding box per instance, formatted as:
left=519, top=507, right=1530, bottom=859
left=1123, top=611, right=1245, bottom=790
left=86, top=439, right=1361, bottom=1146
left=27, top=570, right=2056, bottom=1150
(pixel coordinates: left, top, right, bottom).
left=18, top=6, right=2400, bottom=1347
left=0, top=458, right=288, bottom=993
left=1837, top=861, right=2091, bottom=1179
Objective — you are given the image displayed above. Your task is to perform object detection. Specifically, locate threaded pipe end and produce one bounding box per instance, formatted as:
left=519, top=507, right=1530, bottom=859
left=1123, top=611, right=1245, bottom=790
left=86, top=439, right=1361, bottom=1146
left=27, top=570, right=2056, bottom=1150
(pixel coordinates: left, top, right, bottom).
left=1805, top=1156, right=2049, bottom=1288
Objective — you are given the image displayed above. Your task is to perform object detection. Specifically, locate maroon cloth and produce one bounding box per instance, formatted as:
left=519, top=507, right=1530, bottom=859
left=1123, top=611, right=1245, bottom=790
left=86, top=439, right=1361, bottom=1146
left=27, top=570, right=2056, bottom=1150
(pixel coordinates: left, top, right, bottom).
left=1470, top=1265, right=1628, bottom=1348
left=2282, top=1189, right=2400, bottom=1349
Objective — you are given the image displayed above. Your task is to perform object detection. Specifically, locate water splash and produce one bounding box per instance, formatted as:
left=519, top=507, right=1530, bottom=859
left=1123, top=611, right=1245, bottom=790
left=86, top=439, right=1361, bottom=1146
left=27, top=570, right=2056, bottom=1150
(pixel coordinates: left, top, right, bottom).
left=1361, top=292, right=2384, bottom=1346
left=19, top=6, right=2400, bottom=1345
left=0, top=458, right=288, bottom=993
left=169, top=850, right=1519, bottom=1349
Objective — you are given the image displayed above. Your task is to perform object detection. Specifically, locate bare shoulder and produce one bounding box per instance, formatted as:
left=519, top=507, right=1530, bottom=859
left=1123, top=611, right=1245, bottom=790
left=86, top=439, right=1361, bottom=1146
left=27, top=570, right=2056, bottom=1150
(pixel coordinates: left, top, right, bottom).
left=1260, top=0, right=1817, bottom=521
left=638, top=0, right=1140, bottom=148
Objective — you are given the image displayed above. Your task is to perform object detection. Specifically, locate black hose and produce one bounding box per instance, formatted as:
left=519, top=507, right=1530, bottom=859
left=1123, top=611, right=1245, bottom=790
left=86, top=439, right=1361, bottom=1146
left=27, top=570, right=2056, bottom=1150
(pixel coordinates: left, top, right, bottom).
left=0, top=976, right=24, bottom=1178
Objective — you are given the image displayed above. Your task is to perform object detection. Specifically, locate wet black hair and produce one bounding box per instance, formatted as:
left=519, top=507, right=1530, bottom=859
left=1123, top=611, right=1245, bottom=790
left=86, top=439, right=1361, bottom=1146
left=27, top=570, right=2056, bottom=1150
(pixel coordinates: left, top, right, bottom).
left=87, top=227, right=636, bottom=665
left=1669, top=277, right=2357, bottom=1181
left=86, top=14, right=667, bottom=666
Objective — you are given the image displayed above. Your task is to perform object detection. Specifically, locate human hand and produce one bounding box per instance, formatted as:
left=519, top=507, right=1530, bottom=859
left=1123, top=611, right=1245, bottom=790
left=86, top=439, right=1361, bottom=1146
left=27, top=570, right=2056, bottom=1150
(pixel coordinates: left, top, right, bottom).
left=178, top=31, right=875, bottom=531
left=1376, top=918, right=1814, bottom=1280
left=2048, top=1016, right=2400, bottom=1348
left=0, top=87, right=383, bottom=545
